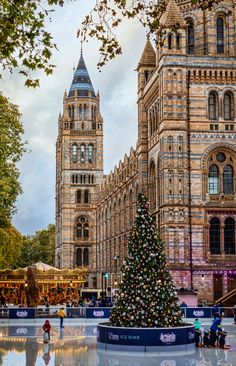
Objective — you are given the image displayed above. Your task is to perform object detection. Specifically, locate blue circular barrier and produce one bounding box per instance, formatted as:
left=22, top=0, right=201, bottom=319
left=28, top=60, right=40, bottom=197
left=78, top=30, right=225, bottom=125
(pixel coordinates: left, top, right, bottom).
left=97, top=322, right=195, bottom=352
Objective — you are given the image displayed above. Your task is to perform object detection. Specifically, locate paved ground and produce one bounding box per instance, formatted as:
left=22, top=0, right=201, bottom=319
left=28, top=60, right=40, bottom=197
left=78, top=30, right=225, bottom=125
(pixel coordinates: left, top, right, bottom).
left=0, top=319, right=235, bottom=365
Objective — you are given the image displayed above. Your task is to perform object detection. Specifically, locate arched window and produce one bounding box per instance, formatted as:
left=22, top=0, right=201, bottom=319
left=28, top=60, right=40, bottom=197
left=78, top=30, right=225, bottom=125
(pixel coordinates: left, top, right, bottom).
left=77, top=223, right=82, bottom=238
left=168, top=34, right=172, bottom=50
left=224, top=92, right=234, bottom=120
left=79, top=105, right=82, bottom=118
left=83, top=248, right=89, bottom=265
left=176, top=34, right=180, bottom=50
left=84, top=223, right=89, bottom=238
left=223, top=165, right=234, bottom=194
left=71, top=105, right=74, bottom=119
left=217, top=17, right=224, bottom=54
left=76, top=190, right=81, bottom=203
left=209, top=217, right=221, bottom=254
left=88, top=144, right=93, bottom=163
left=72, top=174, right=79, bottom=184
left=72, top=144, right=77, bottom=162
left=84, top=104, right=87, bottom=119
left=187, top=21, right=194, bottom=54
left=84, top=189, right=89, bottom=203
left=208, top=165, right=219, bottom=194
left=77, top=248, right=82, bottom=266
left=149, top=162, right=156, bottom=210
left=224, top=218, right=235, bottom=254
left=208, top=92, right=218, bottom=120
left=80, top=144, right=85, bottom=163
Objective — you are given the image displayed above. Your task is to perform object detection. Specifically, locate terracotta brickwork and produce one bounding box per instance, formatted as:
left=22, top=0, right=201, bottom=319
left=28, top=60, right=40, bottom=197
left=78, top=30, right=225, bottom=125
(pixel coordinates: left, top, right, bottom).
left=56, top=0, right=236, bottom=301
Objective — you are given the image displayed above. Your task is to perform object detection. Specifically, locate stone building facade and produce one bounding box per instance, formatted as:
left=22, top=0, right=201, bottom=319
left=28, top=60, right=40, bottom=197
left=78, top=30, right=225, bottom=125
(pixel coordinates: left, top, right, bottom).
left=56, top=0, right=236, bottom=303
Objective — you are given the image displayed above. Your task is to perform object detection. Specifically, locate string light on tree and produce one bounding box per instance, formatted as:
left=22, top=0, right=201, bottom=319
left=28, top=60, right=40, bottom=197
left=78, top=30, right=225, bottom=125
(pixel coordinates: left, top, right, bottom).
left=110, top=193, right=183, bottom=328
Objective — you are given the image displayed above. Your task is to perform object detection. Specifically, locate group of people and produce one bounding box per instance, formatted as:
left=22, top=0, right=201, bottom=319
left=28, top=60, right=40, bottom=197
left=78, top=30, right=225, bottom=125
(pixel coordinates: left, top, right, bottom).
left=193, top=303, right=234, bottom=349
left=194, top=313, right=228, bottom=349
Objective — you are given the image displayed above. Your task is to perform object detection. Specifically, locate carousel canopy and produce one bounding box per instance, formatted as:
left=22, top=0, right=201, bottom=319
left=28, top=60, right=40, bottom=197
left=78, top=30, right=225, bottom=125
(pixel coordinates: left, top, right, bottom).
left=23, top=261, right=61, bottom=272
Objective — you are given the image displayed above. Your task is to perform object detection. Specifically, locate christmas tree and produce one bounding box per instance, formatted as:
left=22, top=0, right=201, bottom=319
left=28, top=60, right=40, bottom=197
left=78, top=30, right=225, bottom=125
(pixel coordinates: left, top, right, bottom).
left=110, top=193, right=183, bottom=328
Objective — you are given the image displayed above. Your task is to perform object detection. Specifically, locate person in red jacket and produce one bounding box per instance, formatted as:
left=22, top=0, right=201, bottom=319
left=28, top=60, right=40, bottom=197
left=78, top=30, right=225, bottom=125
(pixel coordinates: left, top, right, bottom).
left=43, top=320, right=51, bottom=341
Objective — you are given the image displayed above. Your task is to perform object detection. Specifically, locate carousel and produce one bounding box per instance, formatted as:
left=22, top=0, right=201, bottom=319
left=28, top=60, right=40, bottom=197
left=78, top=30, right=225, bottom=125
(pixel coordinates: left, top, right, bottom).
left=0, top=262, right=88, bottom=306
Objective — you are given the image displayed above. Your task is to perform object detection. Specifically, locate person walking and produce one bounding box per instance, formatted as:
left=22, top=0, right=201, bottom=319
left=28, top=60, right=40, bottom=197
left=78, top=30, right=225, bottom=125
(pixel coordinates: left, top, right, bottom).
left=42, top=320, right=51, bottom=342
left=59, top=307, right=66, bottom=328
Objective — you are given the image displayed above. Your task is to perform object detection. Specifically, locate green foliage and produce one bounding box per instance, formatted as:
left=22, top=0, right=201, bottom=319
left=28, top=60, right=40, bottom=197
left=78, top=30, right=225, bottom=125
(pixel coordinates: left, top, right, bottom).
left=81, top=0, right=219, bottom=69
left=110, top=193, right=183, bottom=328
left=0, top=93, right=26, bottom=225
left=0, top=0, right=66, bottom=86
left=0, top=224, right=22, bottom=269
left=1, top=0, right=219, bottom=82
left=16, top=224, right=55, bottom=267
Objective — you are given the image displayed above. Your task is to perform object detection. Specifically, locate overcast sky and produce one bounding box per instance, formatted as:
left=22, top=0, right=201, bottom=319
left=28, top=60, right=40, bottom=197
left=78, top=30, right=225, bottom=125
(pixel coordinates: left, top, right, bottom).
left=1, top=2, right=146, bottom=235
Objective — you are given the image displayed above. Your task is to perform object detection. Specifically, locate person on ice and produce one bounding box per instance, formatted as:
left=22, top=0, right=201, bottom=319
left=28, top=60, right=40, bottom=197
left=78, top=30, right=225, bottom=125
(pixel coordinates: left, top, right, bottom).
left=42, top=320, right=51, bottom=342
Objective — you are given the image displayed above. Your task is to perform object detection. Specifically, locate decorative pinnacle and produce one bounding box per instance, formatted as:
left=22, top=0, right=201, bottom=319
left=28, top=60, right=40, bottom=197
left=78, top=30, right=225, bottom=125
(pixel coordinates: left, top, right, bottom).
left=80, top=38, right=83, bottom=56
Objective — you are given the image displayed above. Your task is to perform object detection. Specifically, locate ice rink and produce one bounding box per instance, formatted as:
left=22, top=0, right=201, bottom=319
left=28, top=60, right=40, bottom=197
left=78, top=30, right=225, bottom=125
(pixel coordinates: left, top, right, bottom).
left=0, top=319, right=236, bottom=365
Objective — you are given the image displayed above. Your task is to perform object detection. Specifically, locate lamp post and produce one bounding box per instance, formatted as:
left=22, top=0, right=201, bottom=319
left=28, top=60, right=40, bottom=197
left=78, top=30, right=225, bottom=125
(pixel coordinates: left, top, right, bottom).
left=101, top=272, right=109, bottom=302
left=114, top=256, right=120, bottom=285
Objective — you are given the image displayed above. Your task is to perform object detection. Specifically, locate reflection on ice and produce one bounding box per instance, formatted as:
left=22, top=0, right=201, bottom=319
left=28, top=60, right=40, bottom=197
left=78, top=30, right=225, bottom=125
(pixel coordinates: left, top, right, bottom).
left=97, top=348, right=235, bottom=366
left=0, top=325, right=235, bottom=365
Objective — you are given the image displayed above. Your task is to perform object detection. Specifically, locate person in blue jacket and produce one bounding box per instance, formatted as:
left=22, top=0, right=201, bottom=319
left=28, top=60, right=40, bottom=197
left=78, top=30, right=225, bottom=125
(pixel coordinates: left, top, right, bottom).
left=213, top=303, right=219, bottom=318
left=210, top=314, right=222, bottom=347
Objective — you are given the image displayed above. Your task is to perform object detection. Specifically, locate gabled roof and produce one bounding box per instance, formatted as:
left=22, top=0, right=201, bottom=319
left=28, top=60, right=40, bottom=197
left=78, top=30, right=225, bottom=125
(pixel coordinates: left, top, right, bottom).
left=138, top=35, right=156, bottom=67
left=160, top=0, right=186, bottom=28
left=68, top=51, right=96, bottom=98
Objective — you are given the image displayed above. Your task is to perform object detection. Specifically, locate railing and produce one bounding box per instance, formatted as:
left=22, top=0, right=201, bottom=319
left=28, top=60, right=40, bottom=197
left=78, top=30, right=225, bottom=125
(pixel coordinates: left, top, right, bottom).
left=216, top=288, right=236, bottom=305
left=0, top=306, right=112, bottom=320
left=0, top=307, right=234, bottom=320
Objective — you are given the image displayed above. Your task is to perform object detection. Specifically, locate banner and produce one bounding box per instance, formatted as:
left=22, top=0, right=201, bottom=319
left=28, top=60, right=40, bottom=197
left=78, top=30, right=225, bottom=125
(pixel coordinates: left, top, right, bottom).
left=9, top=308, right=36, bottom=319
left=186, top=308, right=212, bottom=318
left=97, top=324, right=195, bottom=347
left=86, top=308, right=111, bottom=319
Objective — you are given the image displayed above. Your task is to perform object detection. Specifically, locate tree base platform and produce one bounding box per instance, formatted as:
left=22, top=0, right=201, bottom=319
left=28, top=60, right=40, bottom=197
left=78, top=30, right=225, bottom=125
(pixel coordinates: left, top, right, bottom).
left=97, top=322, right=196, bottom=352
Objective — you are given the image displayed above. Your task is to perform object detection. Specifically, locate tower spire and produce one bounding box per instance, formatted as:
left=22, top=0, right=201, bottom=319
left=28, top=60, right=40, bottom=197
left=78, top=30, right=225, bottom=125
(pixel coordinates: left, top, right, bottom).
left=68, top=50, right=96, bottom=98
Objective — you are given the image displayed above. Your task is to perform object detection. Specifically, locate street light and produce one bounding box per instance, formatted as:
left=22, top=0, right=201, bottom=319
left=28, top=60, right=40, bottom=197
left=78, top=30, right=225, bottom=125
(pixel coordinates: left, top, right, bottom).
left=101, top=272, right=109, bottom=301
left=114, top=256, right=120, bottom=286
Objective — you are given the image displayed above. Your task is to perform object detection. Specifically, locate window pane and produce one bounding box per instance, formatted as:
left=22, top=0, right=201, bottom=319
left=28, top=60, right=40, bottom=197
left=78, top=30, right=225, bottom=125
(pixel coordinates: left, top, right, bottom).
left=83, top=248, right=89, bottom=266
left=77, top=248, right=82, bottom=266
left=224, top=218, right=235, bottom=254
left=168, top=34, right=172, bottom=50
left=209, top=93, right=217, bottom=120
left=187, top=23, right=194, bottom=54
left=72, top=144, right=77, bottom=162
left=217, top=17, right=224, bottom=53
left=84, top=190, right=89, bottom=203
left=81, top=145, right=85, bottom=163
left=84, top=223, right=89, bottom=238
left=88, top=145, right=93, bottom=163
left=223, top=165, right=234, bottom=194
left=210, top=218, right=221, bottom=254
left=208, top=165, right=219, bottom=194
left=224, top=93, right=234, bottom=120
left=76, top=190, right=81, bottom=203
left=77, top=223, right=82, bottom=238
